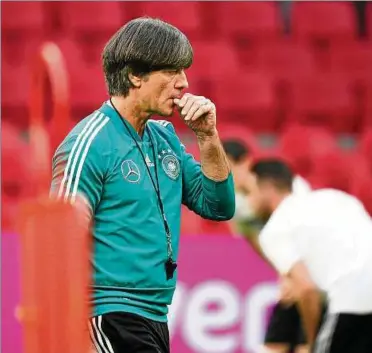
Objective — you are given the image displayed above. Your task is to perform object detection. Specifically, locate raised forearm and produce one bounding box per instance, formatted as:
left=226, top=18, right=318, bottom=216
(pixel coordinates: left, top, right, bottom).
left=197, top=132, right=230, bottom=181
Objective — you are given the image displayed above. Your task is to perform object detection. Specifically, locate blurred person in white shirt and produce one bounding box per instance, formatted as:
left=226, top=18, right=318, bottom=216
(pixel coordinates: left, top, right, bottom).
left=248, top=158, right=372, bottom=353
left=223, top=139, right=314, bottom=353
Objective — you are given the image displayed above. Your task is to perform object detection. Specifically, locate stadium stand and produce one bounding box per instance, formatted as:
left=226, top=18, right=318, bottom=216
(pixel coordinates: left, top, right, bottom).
left=2, top=1, right=372, bottom=233
left=292, top=2, right=357, bottom=45
left=288, top=73, right=358, bottom=133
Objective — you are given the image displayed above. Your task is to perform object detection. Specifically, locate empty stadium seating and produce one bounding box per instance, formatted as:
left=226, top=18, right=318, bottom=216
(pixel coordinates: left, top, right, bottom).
left=279, top=125, right=337, bottom=178
left=215, top=2, right=283, bottom=66
left=359, top=129, right=372, bottom=172
left=367, top=2, right=372, bottom=39
left=138, top=2, right=202, bottom=40
left=216, top=2, right=283, bottom=43
left=350, top=175, right=372, bottom=215
left=214, top=71, right=278, bottom=132
left=186, top=40, right=240, bottom=98
left=288, top=74, right=358, bottom=132
left=2, top=1, right=372, bottom=229
left=292, top=2, right=357, bottom=45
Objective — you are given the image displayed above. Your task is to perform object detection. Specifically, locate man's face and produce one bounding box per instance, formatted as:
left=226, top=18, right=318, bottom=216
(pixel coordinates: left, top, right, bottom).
left=138, top=69, right=189, bottom=117
left=248, top=179, right=274, bottom=220
left=228, top=156, right=252, bottom=191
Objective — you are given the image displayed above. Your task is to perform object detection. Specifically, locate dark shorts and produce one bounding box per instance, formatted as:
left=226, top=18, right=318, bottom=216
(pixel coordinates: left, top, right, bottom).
left=265, top=302, right=307, bottom=348
left=265, top=302, right=327, bottom=350
left=88, top=312, right=169, bottom=353
left=314, top=312, right=372, bottom=353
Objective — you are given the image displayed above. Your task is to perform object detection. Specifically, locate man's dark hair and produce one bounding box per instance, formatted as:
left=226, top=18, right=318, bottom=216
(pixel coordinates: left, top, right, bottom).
left=102, top=17, right=193, bottom=97
left=222, top=139, right=250, bottom=163
left=251, top=159, right=293, bottom=191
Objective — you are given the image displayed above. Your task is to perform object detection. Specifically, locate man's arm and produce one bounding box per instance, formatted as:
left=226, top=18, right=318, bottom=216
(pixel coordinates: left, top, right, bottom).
left=174, top=93, right=235, bottom=220
left=181, top=142, right=235, bottom=221
left=259, top=225, right=322, bottom=347
left=197, top=133, right=230, bottom=182
left=288, top=262, right=322, bottom=347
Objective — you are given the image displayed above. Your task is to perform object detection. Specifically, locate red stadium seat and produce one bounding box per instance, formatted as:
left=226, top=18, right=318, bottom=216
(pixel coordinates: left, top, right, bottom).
left=138, top=2, right=202, bottom=39
left=329, top=42, right=372, bottom=84
left=350, top=175, right=372, bottom=216
left=218, top=123, right=260, bottom=156
left=359, top=129, right=372, bottom=172
left=310, top=151, right=369, bottom=193
left=362, top=84, right=372, bottom=129
left=2, top=2, right=44, bottom=32
left=215, top=2, right=283, bottom=42
left=1, top=60, right=31, bottom=130
left=119, top=2, right=145, bottom=22
left=2, top=122, right=30, bottom=195
left=257, top=41, right=316, bottom=80
left=367, top=3, right=372, bottom=40
left=56, top=39, right=108, bottom=120
left=214, top=71, right=277, bottom=132
left=2, top=2, right=45, bottom=64
left=2, top=122, right=30, bottom=231
left=310, top=151, right=352, bottom=193
left=329, top=42, right=372, bottom=126
left=289, top=74, right=358, bottom=133
left=62, top=2, right=122, bottom=33
left=256, top=41, right=317, bottom=121
left=61, top=2, right=122, bottom=63
left=186, top=41, right=240, bottom=98
left=214, top=2, right=283, bottom=66
left=292, top=2, right=356, bottom=45
left=279, top=125, right=337, bottom=178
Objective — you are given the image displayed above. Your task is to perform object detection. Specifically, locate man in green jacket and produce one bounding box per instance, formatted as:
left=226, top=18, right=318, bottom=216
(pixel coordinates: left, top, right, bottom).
left=50, top=17, right=235, bottom=353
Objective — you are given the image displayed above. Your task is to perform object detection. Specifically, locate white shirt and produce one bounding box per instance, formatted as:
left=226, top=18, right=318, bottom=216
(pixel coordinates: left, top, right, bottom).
left=259, top=189, right=372, bottom=314
left=292, top=175, right=312, bottom=195
left=234, top=175, right=311, bottom=221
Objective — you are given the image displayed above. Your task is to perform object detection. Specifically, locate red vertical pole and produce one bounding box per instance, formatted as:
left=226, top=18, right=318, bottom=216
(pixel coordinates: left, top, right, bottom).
left=18, top=42, right=91, bottom=353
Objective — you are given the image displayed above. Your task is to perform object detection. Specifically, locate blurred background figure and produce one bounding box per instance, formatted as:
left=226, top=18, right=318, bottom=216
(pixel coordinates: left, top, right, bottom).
left=222, top=139, right=316, bottom=353
left=249, top=159, right=372, bottom=353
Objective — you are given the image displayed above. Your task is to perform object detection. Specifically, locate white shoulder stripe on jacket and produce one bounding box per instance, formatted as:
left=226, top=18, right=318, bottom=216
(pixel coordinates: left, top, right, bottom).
left=149, top=119, right=170, bottom=127
left=57, top=111, right=110, bottom=203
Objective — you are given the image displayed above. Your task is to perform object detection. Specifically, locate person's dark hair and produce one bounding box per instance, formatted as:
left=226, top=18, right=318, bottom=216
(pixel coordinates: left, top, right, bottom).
left=251, top=159, right=293, bottom=191
left=222, top=139, right=250, bottom=163
left=102, top=17, right=193, bottom=97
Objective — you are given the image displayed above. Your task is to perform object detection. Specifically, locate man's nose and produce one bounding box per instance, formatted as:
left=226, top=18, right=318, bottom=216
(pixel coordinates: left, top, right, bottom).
left=175, top=70, right=189, bottom=90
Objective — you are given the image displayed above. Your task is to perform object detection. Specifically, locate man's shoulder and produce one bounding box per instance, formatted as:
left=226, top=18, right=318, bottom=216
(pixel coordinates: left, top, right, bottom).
left=55, top=110, right=112, bottom=156
left=148, top=119, right=180, bottom=142
left=149, top=119, right=172, bottom=128
left=148, top=119, right=174, bottom=132
left=261, top=195, right=299, bottom=235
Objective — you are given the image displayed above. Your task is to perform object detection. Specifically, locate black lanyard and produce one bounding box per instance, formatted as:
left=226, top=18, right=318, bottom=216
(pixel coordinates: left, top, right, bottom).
left=109, top=99, right=177, bottom=280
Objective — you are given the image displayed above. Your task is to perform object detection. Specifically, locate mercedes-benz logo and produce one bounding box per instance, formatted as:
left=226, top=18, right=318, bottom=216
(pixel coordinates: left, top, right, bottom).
left=121, top=160, right=141, bottom=183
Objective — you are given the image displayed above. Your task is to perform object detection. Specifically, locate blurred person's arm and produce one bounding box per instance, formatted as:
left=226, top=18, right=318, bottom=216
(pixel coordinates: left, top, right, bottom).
left=259, top=226, right=322, bottom=348
left=288, top=264, right=322, bottom=349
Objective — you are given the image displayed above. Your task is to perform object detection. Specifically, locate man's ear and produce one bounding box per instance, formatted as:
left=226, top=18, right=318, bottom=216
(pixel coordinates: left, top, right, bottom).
left=128, top=72, right=142, bottom=88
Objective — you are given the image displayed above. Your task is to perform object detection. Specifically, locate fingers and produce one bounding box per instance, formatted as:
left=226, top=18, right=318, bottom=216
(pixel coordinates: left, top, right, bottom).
left=182, top=97, right=197, bottom=120
left=190, top=101, right=215, bottom=121
left=174, top=94, right=215, bottom=121
left=184, top=98, right=207, bottom=121
left=175, top=93, right=192, bottom=108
